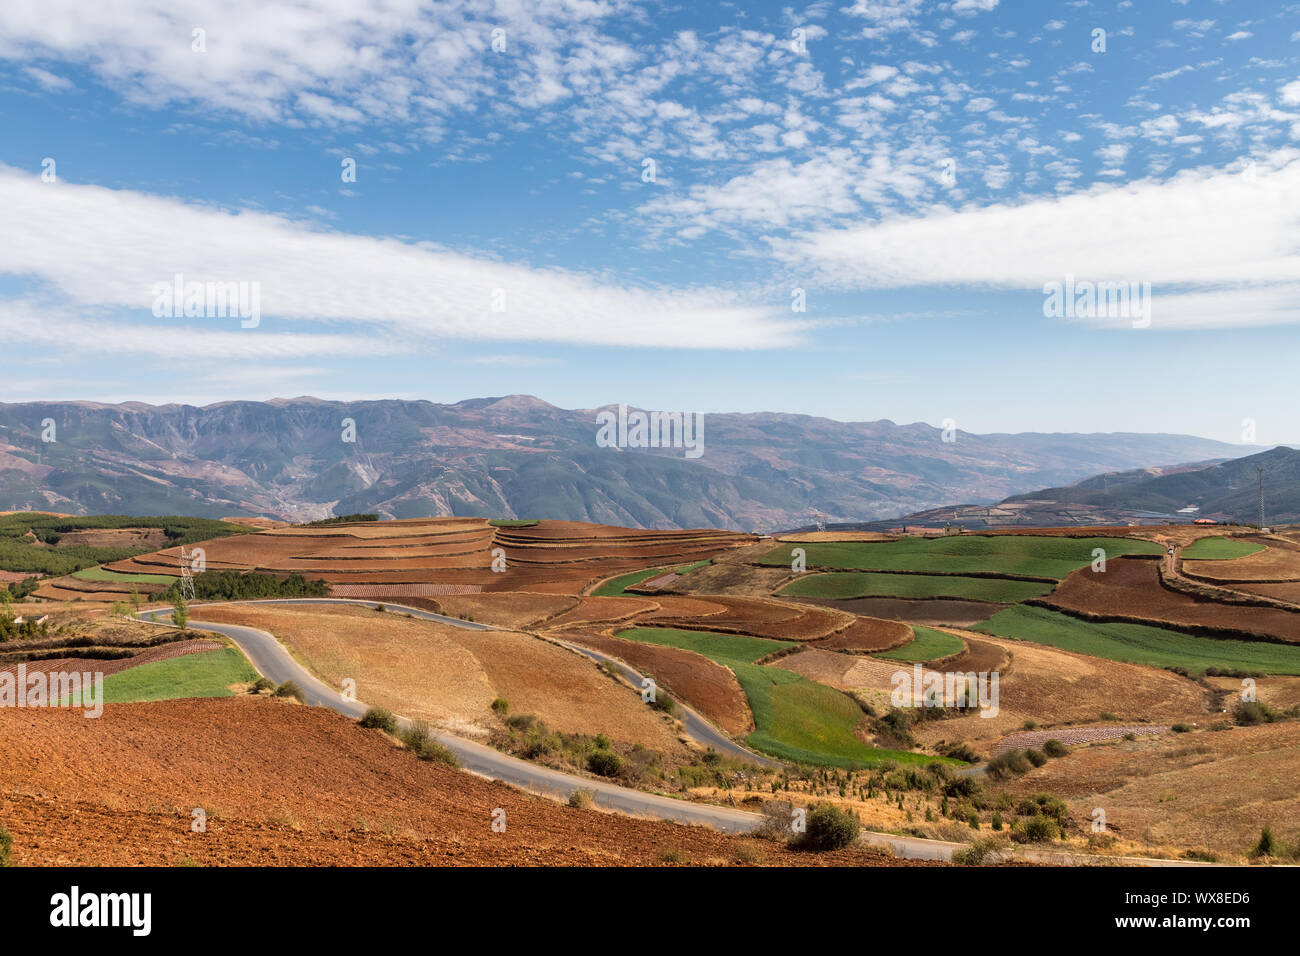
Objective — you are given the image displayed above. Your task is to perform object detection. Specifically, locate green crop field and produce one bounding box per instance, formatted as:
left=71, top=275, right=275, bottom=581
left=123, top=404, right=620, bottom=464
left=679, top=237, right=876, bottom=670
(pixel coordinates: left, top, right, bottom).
left=593, top=568, right=666, bottom=596
left=873, top=626, right=966, bottom=662
left=762, top=535, right=1163, bottom=580
left=1181, top=537, right=1266, bottom=560
left=616, top=626, right=950, bottom=767
left=973, top=605, right=1300, bottom=675
left=65, top=648, right=258, bottom=704
left=780, top=570, right=1054, bottom=603
left=72, top=566, right=176, bottom=585
left=593, top=560, right=712, bottom=596
left=489, top=519, right=538, bottom=527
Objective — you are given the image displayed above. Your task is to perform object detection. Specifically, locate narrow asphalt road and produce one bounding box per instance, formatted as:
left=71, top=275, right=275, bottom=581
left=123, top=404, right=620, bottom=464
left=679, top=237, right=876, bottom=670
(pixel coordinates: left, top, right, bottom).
left=141, top=600, right=764, bottom=833
left=139, top=599, right=1216, bottom=864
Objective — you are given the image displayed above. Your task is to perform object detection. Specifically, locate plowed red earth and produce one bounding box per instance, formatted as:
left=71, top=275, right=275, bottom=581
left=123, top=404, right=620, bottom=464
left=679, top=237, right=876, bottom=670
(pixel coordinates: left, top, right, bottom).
left=648, top=596, right=850, bottom=640
left=938, top=635, right=1007, bottom=674
left=1045, top=558, right=1300, bottom=643
left=0, top=700, right=912, bottom=866
left=553, top=630, right=753, bottom=737
left=82, top=519, right=755, bottom=601
left=815, top=617, right=911, bottom=653
left=544, top=596, right=663, bottom=629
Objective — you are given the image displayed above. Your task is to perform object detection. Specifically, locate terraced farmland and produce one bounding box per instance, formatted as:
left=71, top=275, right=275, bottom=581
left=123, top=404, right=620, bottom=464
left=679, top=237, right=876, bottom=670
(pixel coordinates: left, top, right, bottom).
left=1180, top=537, right=1265, bottom=560
left=974, top=604, right=1300, bottom=675
left=615, top=626, right=945, bottom=767
left=41, top=518, right=755, bottom=600
left=761, top=535, right=1163, bottom=580
left=872, top=625, right=965, bottom=662
left=1045, top=558, right=1300, bottom=643
left=87, top=647, right=258, bottom=703
left=780, top=571, right=1054, bottom=603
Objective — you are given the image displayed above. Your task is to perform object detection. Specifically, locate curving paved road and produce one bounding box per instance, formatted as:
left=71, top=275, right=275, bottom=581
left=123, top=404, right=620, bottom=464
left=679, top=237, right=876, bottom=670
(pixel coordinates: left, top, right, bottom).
left=536, top=631, right=780, bottom=768
left=141, top=599, right=765, bottom=833
left=138, top=598, right=1217, bottom=864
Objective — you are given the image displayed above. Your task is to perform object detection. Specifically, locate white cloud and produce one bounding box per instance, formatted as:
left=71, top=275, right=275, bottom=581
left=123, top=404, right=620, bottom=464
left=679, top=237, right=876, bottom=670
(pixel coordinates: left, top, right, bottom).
left=0, top=165, right=805, bottom=351
left=775, top=151, right=1300, bottom=328
left=0, top=0, right=625, bottom=130
left=21, top=65, right=73, bottom=90
left=951, top=0, right=999, bottom=14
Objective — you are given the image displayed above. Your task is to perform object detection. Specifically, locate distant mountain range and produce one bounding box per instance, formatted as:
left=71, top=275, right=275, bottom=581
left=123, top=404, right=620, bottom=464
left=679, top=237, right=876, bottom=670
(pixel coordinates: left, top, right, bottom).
left=836, top=445, right=1300, bottom=532
left=0, top=396, right=1252, bottom=531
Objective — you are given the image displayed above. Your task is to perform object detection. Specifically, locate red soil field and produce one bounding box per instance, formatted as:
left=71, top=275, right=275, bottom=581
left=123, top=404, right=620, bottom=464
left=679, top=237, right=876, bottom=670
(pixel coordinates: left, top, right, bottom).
left=648, top=595, right=852, bottom=641
left=1044, top=557, right=1300, bottom=643
left=0, top=699, right=908, bottom=866
left=815, top=616, right=911, bottom=653
left=543, top=596, right=663, bottom=629
left=75, top=519, right=755, bottom=603
left=557, top=630, right=754, bottom=737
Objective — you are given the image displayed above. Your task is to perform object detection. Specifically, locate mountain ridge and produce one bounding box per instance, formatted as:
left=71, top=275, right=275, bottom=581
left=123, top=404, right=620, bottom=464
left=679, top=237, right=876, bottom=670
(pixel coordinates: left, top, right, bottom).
left=0, top=396, right=1250, bottom=531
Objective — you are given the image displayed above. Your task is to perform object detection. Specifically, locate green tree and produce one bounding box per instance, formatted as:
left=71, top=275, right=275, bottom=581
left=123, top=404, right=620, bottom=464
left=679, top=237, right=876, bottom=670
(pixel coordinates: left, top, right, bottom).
left=171, top=595, right=188, bottom=629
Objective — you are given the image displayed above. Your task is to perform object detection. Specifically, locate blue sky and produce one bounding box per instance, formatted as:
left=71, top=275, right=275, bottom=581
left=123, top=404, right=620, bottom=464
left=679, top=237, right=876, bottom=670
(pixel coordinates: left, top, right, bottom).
left=0, top=0, right=1297, bottom=443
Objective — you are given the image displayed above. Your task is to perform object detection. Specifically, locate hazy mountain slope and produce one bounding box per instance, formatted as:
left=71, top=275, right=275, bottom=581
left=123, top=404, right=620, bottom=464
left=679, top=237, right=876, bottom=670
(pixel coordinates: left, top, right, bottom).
left=1003, top=445, right=1300, bottom=524
left=0, top=397, right=1248, bottom=531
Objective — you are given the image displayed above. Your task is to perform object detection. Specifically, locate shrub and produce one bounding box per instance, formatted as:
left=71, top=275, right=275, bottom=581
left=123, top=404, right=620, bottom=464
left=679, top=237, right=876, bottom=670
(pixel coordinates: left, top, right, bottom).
left=1025, top=749, right=1047, bottom=768
left=936, top=741, right=978, bottom=762
left=274, top=680, right=305, bottom=702
left=490, top=697, right=509, bottom=716
left=986, top=749, right=1031, bottom=779
left=359, top=707, right=398, bottom=734
left=506, top=714, right=537, bottom=732
left=797, top=803, right=860, bottom=852
left=953, top=835, right=1004, bottom=865
left=400, top=719, right=432, bottom=750
left=943, top=775, right=982, bottom=799
left=1022, top=719, right=1038, bottom=731
left=1042, top=739, right=1068, bottom=758
left=1171, top=723, right=1192, bottom=733
left=587, top=750, right=624, bottom=777
left=1011, top=815, right=1058, bottom=844
left=1250, top=826, right=1276, bottom=858
left=731, top=840, right=764, bottom=865
left=250, top=677, right=274, bottom=694
left=991, top=811, right=1003, bottom=831
left=650, top=692, right=677, bottom=715
left=658, top=847, right=687, bottom=863
left=1099, top=712, right=1119, bottom=722
left=568, top=788, right=596, bottom=809
left=0, top=825, right=10, bottom=867
left=412, top=739, right=459, bottom=767
left=1233, top=701, right=1279, bottom=726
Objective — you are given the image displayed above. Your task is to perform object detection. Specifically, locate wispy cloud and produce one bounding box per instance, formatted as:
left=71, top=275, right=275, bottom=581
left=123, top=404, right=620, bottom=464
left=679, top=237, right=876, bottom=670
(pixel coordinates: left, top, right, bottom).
left=0, top=166, right=806, bottom=351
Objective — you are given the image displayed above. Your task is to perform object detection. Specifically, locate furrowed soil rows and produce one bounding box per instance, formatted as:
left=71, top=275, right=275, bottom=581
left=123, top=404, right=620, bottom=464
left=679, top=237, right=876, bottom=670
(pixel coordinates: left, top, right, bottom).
left=0, top=699, right=919, bottom=866
left=815, top=617, right=912, bottom=653
left=1046, top=557, right=1300, bottom=643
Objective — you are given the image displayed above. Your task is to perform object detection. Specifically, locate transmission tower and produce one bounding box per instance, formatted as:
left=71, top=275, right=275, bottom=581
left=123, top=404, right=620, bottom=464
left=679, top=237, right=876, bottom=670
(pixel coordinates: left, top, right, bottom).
left=179, top=545, right=196, bottom=601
